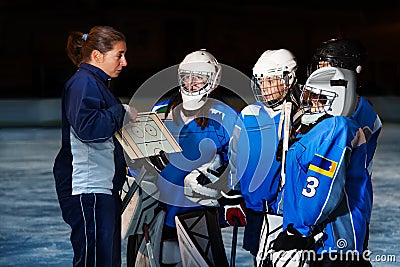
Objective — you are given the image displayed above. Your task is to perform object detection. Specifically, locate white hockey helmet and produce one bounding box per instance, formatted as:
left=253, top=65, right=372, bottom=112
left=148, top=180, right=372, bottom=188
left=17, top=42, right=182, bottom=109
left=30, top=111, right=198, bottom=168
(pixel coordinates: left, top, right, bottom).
left=252, top=49, right=297, bottom=109
left=301, top=66, right=357, bottom=121
left=178, top=50, right=221, bottom=110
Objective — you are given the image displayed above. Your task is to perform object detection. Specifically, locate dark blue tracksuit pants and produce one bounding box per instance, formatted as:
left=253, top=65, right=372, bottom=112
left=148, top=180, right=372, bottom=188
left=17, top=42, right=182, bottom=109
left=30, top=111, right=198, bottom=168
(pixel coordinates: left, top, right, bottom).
left=59, top=192, right=122, bottom=267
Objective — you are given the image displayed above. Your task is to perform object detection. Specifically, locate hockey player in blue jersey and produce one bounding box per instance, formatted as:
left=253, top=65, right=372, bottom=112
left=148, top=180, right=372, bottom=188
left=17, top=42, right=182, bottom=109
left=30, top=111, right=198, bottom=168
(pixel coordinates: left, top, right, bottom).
left=227, top=49, right=302, bottom=265
left=270, top=66, right=370, bottom=266
left=126, top=50, right=238, bottom=266
left=308, top=38, right=382, bottom=266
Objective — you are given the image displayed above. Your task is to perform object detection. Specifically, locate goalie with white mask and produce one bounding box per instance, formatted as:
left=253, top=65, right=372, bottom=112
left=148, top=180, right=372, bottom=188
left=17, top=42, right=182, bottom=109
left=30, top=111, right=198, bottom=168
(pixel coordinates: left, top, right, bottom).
left=177, top=50, right=236, bottom=207
left=307, top=39, right=382, bottom=266
left=271, top=66, right=370, bottom=266
left=128, top=49, right=237, bottom=267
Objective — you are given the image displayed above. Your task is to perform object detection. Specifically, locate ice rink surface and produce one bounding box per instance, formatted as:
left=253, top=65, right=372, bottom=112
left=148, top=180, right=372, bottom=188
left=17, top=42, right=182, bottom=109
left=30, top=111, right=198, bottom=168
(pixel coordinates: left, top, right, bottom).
left=0, top=124, right=399, bottom=266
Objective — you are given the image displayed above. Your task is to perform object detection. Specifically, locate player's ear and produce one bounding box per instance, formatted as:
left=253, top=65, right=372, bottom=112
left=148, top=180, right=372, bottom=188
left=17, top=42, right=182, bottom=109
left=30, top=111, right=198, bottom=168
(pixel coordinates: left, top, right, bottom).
left=92, top=50, right=104, bottom=63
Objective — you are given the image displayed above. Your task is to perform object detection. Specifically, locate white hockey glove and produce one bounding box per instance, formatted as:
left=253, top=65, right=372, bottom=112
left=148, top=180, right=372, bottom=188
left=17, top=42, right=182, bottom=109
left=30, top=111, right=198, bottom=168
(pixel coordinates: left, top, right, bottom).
left=184, top=152, right=227, bottom=207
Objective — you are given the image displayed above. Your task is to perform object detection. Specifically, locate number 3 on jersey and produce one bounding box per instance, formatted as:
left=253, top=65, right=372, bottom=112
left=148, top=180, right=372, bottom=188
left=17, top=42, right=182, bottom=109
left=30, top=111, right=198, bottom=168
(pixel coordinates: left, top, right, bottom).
left=302, top=176, right=319, bottom=197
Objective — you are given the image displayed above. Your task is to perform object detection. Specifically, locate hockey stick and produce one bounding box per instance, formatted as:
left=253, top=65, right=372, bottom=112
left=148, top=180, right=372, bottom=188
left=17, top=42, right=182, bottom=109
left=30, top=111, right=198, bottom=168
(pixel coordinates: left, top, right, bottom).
left=279, top=101, right=292, bottom=190
left=143, top=223, right=157, bottom=267
left=230, top=217, right=239, bottom=267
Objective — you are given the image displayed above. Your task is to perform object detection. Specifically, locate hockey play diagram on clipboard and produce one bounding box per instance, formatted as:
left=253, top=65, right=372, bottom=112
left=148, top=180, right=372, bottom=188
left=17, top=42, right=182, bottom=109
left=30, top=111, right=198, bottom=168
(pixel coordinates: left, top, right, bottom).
left=115, top=112, right=182, bottom=159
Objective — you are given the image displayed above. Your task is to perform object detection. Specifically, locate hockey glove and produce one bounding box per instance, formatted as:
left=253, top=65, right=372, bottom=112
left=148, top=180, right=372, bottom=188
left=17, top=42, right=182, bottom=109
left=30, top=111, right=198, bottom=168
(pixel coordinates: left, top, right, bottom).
left=184, top=153, right=227, bottom=206
left=224, top=202, right=247, bottom=227
left=260, top=224, right=323, bottom=267
left=217, top=190, right=247, bottom=227
left=272, top=223, right=323, bottom=251
left=148, top=150, right=169, bottom=173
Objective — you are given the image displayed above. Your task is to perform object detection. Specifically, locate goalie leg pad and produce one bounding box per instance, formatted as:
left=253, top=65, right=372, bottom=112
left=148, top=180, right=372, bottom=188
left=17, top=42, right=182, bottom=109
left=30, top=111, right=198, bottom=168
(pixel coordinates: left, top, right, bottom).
left=268, top=249, right=311, bottom=267
left=257, top=214, right=283, bottom=264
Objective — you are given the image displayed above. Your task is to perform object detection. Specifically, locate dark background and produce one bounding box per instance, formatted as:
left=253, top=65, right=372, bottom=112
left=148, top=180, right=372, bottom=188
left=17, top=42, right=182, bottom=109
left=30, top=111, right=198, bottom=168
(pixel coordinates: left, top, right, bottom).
left=1, top=0, right=399, bottom=99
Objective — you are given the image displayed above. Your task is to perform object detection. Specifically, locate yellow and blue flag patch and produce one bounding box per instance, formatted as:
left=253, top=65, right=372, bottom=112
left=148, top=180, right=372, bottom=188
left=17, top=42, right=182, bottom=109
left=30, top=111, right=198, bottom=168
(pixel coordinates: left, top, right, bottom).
left=309, top=154, right=338, bottom=178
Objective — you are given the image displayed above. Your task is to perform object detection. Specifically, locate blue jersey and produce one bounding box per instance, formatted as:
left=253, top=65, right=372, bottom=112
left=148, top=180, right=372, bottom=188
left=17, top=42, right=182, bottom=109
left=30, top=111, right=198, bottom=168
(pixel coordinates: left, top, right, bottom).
left=153, top=99, right=238, bottom=227
left=229, top=102, right=280, bottom=212
left=351, top=96, right=382, bottom=223
left=283, top=116, right=369, bottom=254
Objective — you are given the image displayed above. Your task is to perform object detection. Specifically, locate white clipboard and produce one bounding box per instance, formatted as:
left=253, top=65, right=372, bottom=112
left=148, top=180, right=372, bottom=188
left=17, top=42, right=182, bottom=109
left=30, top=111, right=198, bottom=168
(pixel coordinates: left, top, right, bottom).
left=115, top=112, right=182, bottom=159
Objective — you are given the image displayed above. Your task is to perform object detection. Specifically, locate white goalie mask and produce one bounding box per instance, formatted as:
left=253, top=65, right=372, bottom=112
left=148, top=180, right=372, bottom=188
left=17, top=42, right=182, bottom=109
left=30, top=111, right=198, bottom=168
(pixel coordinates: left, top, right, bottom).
left=178, top=50, right=221, bottom=110
left=252, top=49, right=297, bottom=110
left=301, top=66, right=358, bottom=124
